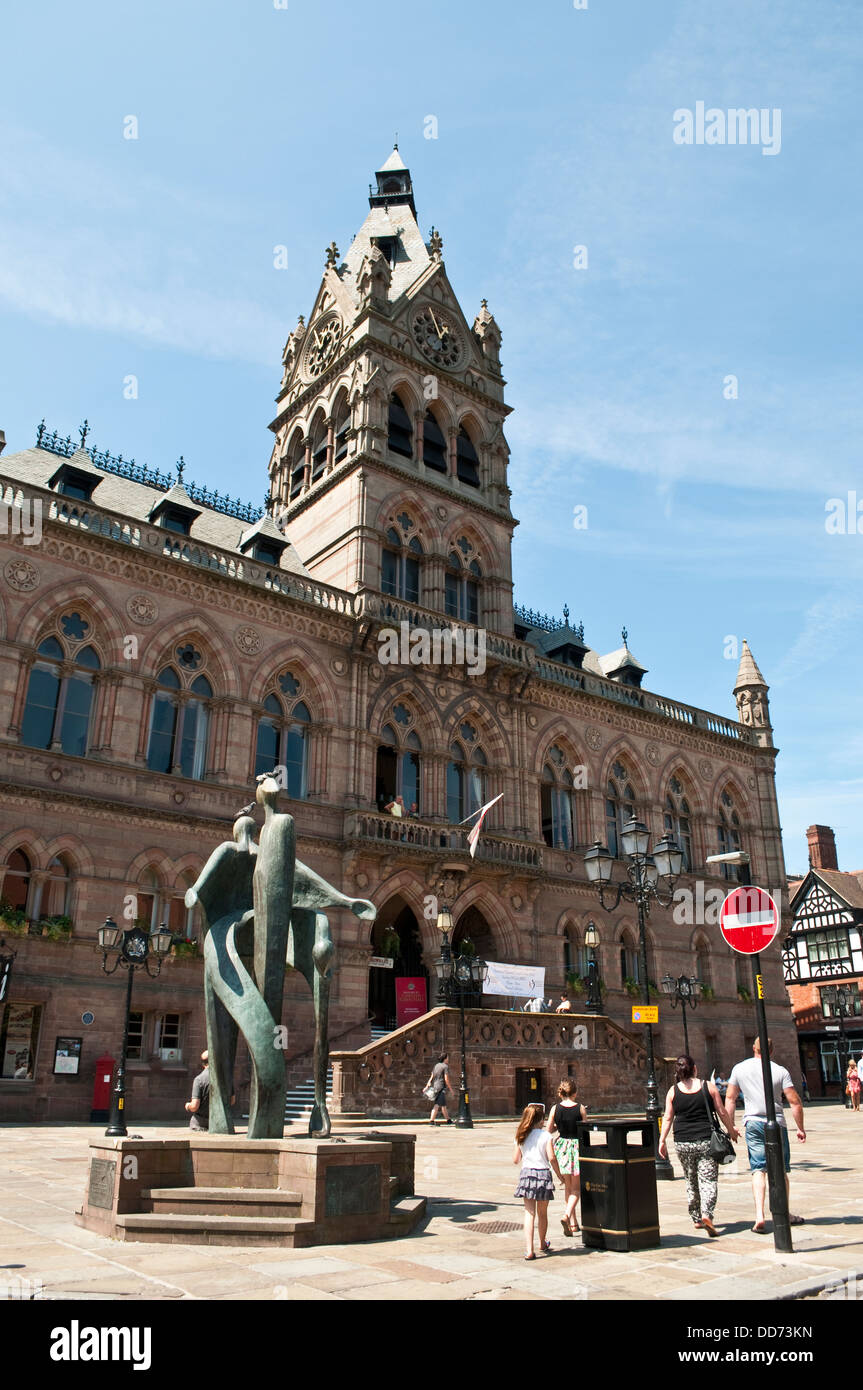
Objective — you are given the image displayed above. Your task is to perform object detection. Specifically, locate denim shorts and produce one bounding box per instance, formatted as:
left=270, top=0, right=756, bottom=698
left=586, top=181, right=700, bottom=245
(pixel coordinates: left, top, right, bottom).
left=745, top=1120, right=791, bottom=1173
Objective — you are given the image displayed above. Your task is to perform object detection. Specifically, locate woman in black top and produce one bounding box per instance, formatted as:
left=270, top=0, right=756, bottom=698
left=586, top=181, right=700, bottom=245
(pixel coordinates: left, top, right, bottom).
left=546, top=1079, right=587, bottom=1236
left=658, top=1055, right=737, bottom=1236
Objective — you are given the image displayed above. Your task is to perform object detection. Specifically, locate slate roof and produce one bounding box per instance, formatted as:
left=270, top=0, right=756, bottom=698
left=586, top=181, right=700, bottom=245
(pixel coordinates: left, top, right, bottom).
left=0, top=446, right=311, bottom=576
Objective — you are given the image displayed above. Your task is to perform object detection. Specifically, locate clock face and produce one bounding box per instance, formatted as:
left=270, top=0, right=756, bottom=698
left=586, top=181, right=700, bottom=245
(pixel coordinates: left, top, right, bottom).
left=303, top=313, right=343, bottom=380
left=412, top=306, right=462, bottom=368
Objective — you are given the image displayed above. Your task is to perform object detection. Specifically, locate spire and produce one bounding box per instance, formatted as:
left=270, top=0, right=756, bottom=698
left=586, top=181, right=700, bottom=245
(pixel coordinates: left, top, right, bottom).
left=733, top=639, right=768, bottom=693
left=369, top=146, right=416, bottom=216
left=733, top=639, right=772, bottom=742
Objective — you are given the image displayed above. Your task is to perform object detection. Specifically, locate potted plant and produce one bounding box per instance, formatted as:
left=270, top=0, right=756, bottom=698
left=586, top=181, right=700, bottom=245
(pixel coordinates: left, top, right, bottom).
left=39, top=914, right=73, bottom=941
left=565, top=971, right=585, bottom=997
left=623, top=977, right=641, bottom=998
left=458, top=936, right=476, bottom=957
left=381, top=927, right=401, bottom=960
left=737, top=985, right=752, bottom=1003
left=701, top=985, right=716, bottom=1002
left=172, top=937, right=199, bottom=959
left=0, top=901, right=29, bottom=937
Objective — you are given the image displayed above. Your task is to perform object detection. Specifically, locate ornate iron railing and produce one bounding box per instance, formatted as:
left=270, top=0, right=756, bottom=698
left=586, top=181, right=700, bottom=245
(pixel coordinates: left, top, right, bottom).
left=35, top=421, right=264, bottom=525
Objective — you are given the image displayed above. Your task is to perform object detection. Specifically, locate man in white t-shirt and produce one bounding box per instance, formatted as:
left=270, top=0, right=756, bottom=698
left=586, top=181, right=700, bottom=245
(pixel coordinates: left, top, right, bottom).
left=725, top=1036, right=806, bottom=1234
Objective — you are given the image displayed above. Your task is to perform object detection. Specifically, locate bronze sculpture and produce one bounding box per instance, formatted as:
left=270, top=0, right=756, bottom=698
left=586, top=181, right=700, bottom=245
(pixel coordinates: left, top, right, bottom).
left=185, top=774, right=376, bottom=1139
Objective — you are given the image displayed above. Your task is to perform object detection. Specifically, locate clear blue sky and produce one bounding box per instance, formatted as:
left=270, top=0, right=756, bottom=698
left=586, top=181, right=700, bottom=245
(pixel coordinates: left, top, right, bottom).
left=1, top=0, right=861, bottom=874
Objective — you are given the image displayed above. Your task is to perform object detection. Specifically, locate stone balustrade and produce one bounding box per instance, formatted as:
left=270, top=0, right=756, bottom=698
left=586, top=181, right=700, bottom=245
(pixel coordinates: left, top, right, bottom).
left=344, top=810, right=543, bottom=867
left=331, top=1006, right=670, bottom=1118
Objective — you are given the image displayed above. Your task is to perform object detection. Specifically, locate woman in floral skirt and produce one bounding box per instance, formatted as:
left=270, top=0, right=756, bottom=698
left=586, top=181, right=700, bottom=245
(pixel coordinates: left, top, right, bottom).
left=513, top=1102, right=555, bottom=1259
left=546, top=1079, right=587, bottom=1236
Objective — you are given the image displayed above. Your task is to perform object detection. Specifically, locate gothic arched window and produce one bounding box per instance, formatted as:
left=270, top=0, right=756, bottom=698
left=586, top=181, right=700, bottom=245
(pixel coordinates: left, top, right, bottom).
left=146, top=646, right=212, bottom=779
left=606, top=761, right=636, bottom=858
left=310, top=412, right=328, bottom=482
left=695, top=937, right=711, bottom=988
left=540, top=746, right=578, bottom=849
left=445, top=537, right=481, bottom=624
left=381, top=516, right=422, bottom=603
left=41, top=855, right=73, bottom=919
left=3, top=848, right=32, bottom=915
left=447, top=735, right=487, bottom=824
left=664, top=776, right=693, bottom=872
left=254, top=670, right=311, bottom=799
left=387, top=393, right=414, bottom=459
left=717, top=790, right=744, bottom=880
left=375, top=715, right=422, bottom=814
left=286, top=432, right=306, bottom=501
left=619, top=930, right=640, bottom=987
left=456, top=426, right=481, bottom=488
left=333, top=394, right=351, bottom=463
left=21, top=613, right=101, bottom=758
left=422, top=409, right=447, bottom=473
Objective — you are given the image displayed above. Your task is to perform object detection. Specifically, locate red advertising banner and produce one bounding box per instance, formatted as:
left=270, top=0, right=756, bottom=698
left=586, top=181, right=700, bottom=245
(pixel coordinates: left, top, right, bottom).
left=395, top=977, right=428, bottom=1029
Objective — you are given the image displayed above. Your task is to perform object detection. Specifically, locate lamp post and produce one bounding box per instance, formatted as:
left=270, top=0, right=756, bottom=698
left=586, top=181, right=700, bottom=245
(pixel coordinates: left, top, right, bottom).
left=661, top=974, right=702, bottom=1056
left=835, top=984, right=852, bottom=1107
left=434, top=906, right=488, bottom=1128
left=583, top=920, right=602, bottom=1015
left=98, top=918, right=172, bottom=1137
left=585, top=820, right=684, bottom=1180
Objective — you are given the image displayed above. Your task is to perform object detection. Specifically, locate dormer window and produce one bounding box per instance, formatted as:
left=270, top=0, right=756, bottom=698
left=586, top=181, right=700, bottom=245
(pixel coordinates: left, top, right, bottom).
left=148, top=484, right=201, bottom=536
left=160, top=508, right=192, bottom=536
left=253, top=540, right=282, bottom=565
left=47, top=461, right=101, bottom=502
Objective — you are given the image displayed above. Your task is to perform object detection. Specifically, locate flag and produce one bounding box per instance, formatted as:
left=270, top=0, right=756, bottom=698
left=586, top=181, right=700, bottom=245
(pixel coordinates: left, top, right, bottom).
left=465, top=793, right=504, bottom=858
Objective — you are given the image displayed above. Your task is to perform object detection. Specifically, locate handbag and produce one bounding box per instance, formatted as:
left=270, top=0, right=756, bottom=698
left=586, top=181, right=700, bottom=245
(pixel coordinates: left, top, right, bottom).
left=700, top=1082, right=736, bottom=1164
left=422, top=1078, right=437, bottom=1102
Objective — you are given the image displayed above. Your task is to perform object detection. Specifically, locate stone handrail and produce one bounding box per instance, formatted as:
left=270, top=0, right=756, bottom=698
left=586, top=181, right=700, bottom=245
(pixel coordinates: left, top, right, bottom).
left=345, top=810, right=543, bottom=867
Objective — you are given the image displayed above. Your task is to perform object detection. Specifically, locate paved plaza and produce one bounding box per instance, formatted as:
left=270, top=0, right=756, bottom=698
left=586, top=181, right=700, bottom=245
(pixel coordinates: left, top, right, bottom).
left=2, top=1106, right=862, bottom=1302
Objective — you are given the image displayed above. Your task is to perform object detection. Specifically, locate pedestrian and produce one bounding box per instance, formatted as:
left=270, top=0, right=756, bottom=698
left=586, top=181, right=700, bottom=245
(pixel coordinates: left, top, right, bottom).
left=658, top=1055, right=737, bottom=1237
left=712, top=1067, right=729, bottom=1103
left=546, top=1079, right=586, bottom=1236
left=555, top=993, right=572, bottom=1014
left=426, top=1053, right=454, bottom=1125
left=724, top=1037, right=806, bottom=1234
left=846, top=1060, right=860, bottom=1112
left=185, top=1051, right=210, bottom=1131
left=513, top=1102, right=555, bottom=1259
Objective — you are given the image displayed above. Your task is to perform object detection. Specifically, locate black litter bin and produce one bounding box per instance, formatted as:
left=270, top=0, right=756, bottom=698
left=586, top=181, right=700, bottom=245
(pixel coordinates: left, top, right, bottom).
left=577, top=1117, right=660, bottom=1251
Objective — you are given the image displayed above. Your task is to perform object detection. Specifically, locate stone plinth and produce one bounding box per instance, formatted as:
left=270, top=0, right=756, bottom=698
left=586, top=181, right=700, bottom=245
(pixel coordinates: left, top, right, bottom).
left=75, top=1132, right=422, bottom=1247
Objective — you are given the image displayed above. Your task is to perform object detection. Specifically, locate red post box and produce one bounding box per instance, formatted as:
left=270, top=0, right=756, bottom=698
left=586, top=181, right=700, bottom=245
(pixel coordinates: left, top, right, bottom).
left=90, top=1054, right=115, bottom=1123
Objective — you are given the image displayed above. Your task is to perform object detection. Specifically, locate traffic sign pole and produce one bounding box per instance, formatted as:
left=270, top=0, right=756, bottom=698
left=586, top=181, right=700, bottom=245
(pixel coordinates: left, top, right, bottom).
left=751, top=952, right=793, bottom=1254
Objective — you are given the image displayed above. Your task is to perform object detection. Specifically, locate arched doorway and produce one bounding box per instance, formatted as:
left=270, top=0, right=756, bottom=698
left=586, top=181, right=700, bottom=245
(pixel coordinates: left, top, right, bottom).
left=368, top=897, right=429, bottom=1029
left=452, top=906, right=495, bottom=1007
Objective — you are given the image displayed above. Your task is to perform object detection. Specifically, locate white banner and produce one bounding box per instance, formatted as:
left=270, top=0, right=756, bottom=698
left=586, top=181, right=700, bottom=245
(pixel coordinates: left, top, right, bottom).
left=483, top=961, right=545, bottom=999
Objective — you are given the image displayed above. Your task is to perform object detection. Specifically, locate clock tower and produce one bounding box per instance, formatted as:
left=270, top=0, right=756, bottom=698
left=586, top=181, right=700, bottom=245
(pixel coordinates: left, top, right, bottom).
left=267, top=147, right=516, bottom=636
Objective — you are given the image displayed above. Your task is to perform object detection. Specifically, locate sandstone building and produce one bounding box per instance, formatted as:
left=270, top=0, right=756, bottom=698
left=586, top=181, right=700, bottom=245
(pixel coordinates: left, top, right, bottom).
left=0, top=149, right=795, bottom=1121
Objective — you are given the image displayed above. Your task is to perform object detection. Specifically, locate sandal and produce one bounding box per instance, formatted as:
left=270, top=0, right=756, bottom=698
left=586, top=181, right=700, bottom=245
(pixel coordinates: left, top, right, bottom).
left=752, top=1222, right=767, bottom=1233
left=524, top=1253, right=536, bottom=1261
left=542, top=1240, right=552, bottom=1252
left=789, top=1215, right=805, bottom=1226
left=561, top=1218, right=573, bottom=1237
left=701, top=1217, right=719, bottom=1238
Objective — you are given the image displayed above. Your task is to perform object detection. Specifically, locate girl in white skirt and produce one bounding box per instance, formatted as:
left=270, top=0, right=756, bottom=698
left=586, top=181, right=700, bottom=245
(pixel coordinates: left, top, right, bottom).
left=513, top=1102, right=556, bottom=1259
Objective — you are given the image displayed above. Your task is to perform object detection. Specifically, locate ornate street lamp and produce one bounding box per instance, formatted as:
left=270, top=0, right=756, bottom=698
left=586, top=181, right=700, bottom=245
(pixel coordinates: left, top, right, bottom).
left=661, top=974, right=702, bottom=1056
left=585, top=819, right=684, bottom=1180
left=583, top=920, right=602, bottom=1014
left=98, top=918, right=172, bottom=1136
left=434, top=906, right=488, bottom=1128
left=781, top=932, right=802, bottom=985
left=835, top=984, right=852, bottom=1108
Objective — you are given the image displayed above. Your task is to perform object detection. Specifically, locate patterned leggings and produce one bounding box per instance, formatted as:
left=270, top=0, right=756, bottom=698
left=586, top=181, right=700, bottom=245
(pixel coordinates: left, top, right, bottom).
left=676, top=1140, right=718, bottom=1222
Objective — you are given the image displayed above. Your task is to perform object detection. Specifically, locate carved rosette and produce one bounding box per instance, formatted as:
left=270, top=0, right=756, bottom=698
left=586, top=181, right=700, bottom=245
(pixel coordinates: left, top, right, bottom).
left=645, top=742, right=661, bottom=767
left=585, top=726, right=602, bottom=752
left=4, top=558, right=40, bottom=592
left=234, top=625, right=262, bottom=657
left=126, top=593, right=158, bottom=625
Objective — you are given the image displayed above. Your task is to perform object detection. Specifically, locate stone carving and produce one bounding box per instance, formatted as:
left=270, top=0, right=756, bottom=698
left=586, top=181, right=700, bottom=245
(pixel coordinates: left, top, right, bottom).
left=185, top=775, right=376, bottom=1139
left=698, top=759, right=713, bottom=781
left=4, top=558, right=39, bottom=592
left=645, top=742, right=661, bottom=767
left=235, top=625, right=262, bottom=656
left=126, top=593, right=158, bottom=625
left=584, top=726, right=602, bottom=752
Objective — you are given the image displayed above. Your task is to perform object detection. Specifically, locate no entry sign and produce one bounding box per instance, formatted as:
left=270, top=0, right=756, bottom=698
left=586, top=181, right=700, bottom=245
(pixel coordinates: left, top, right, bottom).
left=719, top=886, right=780, bottom=955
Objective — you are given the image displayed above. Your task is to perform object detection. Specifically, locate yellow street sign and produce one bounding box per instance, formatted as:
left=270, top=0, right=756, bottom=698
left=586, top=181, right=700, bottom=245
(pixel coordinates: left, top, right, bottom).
left=756, top=974, right=764, bottom=999
left=632, top=1005, right=658, bottom=1023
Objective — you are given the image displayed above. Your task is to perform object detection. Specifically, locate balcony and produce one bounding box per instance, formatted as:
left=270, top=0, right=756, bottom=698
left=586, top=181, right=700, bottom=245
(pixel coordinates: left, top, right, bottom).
left=344, top=810, right=543, bottom=869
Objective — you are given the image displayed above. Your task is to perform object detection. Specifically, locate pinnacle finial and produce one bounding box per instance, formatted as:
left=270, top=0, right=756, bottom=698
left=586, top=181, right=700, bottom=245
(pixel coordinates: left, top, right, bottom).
left=79, top=419, right=90, bottom=448
left=325, top=241, right=340, bottom=268
left=563, top=603, right=570, bottom=624
left=621, top=626, right=628, bottom=645
left=176, top=455, right=185, bottom=482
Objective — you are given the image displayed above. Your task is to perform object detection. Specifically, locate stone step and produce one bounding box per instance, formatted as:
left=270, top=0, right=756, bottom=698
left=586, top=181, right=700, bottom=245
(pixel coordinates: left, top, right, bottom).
left=389, top=1195, right=427, bottom=1230
left=143, top=1186, right=303, bottom=1218
left=116, top=1212, right=317, bottom=1247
